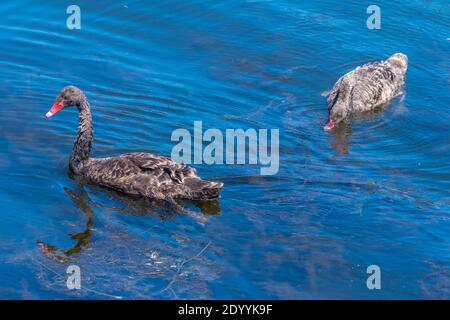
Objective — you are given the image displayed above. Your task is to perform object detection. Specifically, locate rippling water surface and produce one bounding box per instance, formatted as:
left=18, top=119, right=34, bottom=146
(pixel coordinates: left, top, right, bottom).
left=0, top=0, right=449, bottom=299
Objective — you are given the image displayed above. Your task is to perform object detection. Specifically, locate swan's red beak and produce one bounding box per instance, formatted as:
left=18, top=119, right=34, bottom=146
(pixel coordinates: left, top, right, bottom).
left=324, top=120, right=336, bottom=131
left=46, top=101, right=63, bottom=118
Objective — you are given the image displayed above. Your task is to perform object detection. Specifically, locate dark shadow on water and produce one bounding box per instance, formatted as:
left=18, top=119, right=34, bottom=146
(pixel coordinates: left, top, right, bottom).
left=87, top=183, right=222, bottom=217
left=37, top=172, right=222, bottom=262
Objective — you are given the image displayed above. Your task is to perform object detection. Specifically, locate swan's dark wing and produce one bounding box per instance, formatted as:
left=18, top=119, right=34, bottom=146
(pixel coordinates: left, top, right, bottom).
left=83, top=153, right=222, bottom=200
left=119, top=152, right=197, bottom=181
left=327, top=62, right=385, bottom=109
left=120, top=152, right=174, bottom=170
left=351, top=61, right=400, bottom=109
left=117, top=153, right=223, bottom=199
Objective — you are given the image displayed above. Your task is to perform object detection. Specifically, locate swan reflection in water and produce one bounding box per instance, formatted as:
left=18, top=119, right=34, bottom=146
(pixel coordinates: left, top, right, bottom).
left=37, top=176, right=221, bottom=262
left=327, top=104, right=396, bottom=155
left=37, top=186, right=94, bottom=262
left=327, top=92, right=407, bottom=154
left=329, top=122, right=353, bottom=155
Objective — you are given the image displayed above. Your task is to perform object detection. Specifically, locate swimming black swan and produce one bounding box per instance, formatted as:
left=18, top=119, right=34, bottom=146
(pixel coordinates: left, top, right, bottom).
left=324, top=53, right=408, bottom=130
left=45, top=86, right=223, bottom=200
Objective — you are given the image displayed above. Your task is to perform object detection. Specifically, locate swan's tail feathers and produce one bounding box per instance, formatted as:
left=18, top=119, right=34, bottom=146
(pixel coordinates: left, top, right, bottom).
left=185, top=178, right=224, bottom=200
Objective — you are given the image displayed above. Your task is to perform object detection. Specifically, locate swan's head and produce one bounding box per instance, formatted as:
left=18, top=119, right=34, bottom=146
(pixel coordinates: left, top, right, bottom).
left=324, top=103, right=348, bottom=131
left=46, top=86, right=85, bottom=118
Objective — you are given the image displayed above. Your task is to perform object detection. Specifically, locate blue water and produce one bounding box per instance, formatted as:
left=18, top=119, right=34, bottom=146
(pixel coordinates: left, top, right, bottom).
left=0, top=0, right=449, bottom=299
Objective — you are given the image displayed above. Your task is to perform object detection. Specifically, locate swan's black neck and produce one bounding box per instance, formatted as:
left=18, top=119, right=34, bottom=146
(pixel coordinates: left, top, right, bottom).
left=70, top=97, right=93, bottom=173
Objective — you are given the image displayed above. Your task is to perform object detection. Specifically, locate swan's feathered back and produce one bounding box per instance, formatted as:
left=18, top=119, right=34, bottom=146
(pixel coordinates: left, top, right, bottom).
left=325, top=53, right=408, bottom=129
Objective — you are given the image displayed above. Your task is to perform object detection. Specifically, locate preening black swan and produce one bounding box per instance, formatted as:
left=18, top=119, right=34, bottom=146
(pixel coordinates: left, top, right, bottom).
left=46, top=86, right=223, bottom=200
left=324, top=53, right=408, bottom=130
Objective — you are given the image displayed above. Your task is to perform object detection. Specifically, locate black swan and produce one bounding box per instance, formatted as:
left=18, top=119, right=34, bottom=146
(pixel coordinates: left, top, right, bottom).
left=324, top=53, right=408, bottom=130
left=45, top=86, right=223, bottom=200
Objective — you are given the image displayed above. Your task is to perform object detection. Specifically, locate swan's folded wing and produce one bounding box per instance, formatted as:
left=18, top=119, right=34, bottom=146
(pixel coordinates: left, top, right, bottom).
left=120, top=152, right=197, bottom=180
left=120, top=152, right=175, bottom=169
